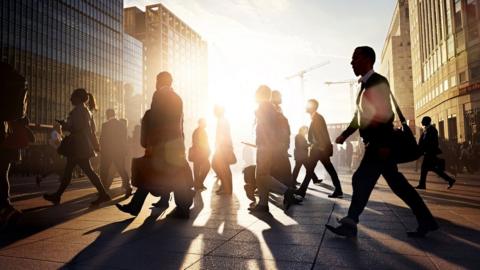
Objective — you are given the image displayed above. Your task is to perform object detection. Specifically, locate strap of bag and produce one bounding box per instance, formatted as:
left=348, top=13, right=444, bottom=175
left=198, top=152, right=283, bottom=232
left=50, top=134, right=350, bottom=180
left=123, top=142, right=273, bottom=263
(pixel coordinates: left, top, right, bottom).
left=355, top=80, right=407, bottom=124
left=388, top=89, right=406, bottom=124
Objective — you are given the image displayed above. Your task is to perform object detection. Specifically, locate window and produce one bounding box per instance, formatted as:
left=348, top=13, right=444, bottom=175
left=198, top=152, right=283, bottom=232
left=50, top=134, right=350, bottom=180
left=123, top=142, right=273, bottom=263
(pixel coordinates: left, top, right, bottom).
left=459, top=71, right=467, bottom=83
left=454, top=0, right=463, bottom=30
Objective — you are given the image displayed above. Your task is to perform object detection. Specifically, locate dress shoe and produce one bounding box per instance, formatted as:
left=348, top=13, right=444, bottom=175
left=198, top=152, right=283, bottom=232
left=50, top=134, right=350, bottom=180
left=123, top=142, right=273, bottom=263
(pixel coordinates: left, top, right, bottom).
left=328, top=191, right=343, bottom=198
left=325, top=223, right=357, bottom=238
left=294, top=189, right=306, bottom=198
left=407, top=222, right=439, bottom=238
left=244, top=185, right=256, bottom=202
left=152, top=197, right=169, bottom=208
left=312, top=179, right=323, bottom=184
left=167, top=207, right=190, bottom=219
left=116, top=203, right=139, bottom=216
left=283, top=189, right=302, bottom=210
left=43, top=193, right=61, bottom=205
left=124, top=187, right=133, bottom=198
left=90, top=194, right=111, bottom=207
left=248, top=204, right=270, bottom=213
left=447, top=179, right=456, bottom=189
left=415, top=185, right=426, bottom=190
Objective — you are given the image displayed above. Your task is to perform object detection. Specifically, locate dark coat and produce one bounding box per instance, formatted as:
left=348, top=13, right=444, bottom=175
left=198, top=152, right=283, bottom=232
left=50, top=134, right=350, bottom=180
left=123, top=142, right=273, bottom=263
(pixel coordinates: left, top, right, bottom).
left=63, top=105, right=97, bottom=159
left=255, top=102, right=278, bottom=149
left=309, top=112, right=333, bottom=156
left=419, top=125, right=441, bottom=156
left=100, top=118, right=128, bottom=156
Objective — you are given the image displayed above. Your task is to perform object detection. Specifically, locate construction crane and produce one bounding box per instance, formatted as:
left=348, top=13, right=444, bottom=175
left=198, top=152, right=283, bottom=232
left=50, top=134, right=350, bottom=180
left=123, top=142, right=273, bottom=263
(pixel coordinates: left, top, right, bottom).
left=324, top=79, right=359, bottom=116
left=285, top=60, right=330, bottom=98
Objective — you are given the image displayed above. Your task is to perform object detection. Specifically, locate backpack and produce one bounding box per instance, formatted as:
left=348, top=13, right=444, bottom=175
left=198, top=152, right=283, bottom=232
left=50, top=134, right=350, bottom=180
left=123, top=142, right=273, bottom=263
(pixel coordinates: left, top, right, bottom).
left=0, top=63, right=28, bottom=121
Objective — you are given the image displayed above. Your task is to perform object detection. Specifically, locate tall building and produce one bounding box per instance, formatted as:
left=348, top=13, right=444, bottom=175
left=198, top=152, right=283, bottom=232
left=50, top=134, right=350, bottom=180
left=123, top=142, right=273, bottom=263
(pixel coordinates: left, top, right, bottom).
left=380, top=0, right=416, bottom=130
left=124, top=3, right=208, bottom=140
left=123, top=33, right=145, bottom=129
left=0, top=0, right=124, bottom=141
left=409, top=0, right=480, bottom=142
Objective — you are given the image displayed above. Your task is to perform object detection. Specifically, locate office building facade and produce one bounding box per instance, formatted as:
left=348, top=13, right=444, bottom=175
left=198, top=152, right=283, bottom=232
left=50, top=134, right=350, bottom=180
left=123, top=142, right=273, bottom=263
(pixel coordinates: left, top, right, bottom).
left=380, top=0, right=416, bottom=131
left=409, top=0, right=480, bottom=142
left=124, top=4, right=208, bottom=140
left=0, top=0, right=124, bottom=142
left=123, top=33, right=145, bottom=129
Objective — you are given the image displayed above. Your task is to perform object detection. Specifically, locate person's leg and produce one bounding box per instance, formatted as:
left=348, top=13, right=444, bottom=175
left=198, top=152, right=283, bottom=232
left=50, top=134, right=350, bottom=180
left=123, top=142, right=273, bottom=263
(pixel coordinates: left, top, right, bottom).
left=292, top=160, right=302, bottom=183
left=55, top=158, right=76, bottom=196
left=417, top=156, right=430, bottom=188
left=320, top=157, right=343, bottom=193
left=77, top=158, right=108, bottom=196
left=255, top=148, right=272, bottom=207
left=224, top=164, right=233, bottom=194
left=172, top=162, right=194, bottom=216
left=99, top=155, right=113, bottom=189
left=193, top=162, right=200, bottom=187
left=113, top=156, right=131, bottom=190
left=117, top=188, right=149, bottom=215
left=199, top=160, right=211, bottom=186
left=346, top=150, right=381, bottom=223
left=298, top=155, right=319, bottom=195
left=382, top=161, right=438, bottom=235
left=0, top=156, right=11, bottom=208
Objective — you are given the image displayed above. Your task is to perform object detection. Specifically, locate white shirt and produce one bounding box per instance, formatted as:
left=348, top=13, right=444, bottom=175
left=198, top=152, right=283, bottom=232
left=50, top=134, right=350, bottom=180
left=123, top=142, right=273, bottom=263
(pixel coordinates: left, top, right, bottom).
left=359, top=69, right=375, bottom=84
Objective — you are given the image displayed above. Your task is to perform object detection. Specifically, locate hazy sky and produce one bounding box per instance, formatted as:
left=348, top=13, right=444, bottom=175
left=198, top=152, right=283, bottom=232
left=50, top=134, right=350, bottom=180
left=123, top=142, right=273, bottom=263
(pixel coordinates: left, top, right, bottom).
left=124, top=0, right=396, bottom=137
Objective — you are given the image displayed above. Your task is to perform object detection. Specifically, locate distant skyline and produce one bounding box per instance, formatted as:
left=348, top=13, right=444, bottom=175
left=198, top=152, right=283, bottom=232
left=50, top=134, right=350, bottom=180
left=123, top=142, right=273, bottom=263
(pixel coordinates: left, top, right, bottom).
left=124, top=0, right=396, bottom=139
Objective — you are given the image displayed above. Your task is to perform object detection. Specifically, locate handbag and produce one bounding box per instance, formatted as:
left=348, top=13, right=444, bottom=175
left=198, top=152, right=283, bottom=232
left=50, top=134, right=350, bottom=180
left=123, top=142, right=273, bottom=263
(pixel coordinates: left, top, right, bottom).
left=389, top=90, right=421, bottom=164
left=57, top=135, right=73, bottom=156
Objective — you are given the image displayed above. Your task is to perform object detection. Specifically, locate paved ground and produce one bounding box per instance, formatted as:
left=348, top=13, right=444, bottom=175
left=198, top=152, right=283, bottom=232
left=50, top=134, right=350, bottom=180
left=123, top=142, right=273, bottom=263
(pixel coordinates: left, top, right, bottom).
left=0, top=165, right=479, bottom=270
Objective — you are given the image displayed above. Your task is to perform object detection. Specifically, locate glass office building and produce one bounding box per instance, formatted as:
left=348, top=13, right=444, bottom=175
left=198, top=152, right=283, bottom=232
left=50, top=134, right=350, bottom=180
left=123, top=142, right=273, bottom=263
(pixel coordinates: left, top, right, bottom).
left=124, top=4, right=208, bottom=141
left=0, top=0, right=124, bottom=141
left=123, top=33, right=145, bottom=129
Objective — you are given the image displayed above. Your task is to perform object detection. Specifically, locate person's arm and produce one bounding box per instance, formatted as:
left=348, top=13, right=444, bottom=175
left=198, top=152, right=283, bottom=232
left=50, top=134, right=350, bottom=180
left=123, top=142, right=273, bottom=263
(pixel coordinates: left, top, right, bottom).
left=337, top=113, right=359, bottom=143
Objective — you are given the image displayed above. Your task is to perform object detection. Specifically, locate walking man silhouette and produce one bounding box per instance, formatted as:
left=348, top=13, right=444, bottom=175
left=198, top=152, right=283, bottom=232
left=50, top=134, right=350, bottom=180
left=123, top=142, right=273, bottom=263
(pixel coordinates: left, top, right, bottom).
left=326, top=46, right=438, bottom=238
left=296, top=99, right=343, bottom=198
left=99, top=108, right=132, bottom=197
left=416, top=116, right=456, bottom=190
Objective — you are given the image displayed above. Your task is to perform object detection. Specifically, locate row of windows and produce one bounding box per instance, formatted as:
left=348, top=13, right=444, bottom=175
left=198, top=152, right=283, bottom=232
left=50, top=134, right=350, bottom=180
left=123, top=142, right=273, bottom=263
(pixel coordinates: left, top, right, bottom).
left=0, top=0, right=125, bottom=126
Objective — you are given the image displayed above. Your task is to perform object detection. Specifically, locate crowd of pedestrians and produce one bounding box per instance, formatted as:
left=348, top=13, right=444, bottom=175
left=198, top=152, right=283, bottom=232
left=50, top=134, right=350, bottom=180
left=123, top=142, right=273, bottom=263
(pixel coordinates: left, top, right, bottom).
left=2, top=46, right=470, bottom=239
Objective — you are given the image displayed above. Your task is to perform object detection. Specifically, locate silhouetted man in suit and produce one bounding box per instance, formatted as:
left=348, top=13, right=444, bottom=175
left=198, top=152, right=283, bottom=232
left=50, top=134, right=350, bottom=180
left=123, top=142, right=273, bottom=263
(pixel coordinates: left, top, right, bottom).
left=326, top=46, right=438, bottom=238
left=270, top=90, right=294, bottom=188
left=296, top=99, right=343, bottom=198
left=99, top=108, right=132, bottom=197
left=116, top=71, right=194, bottom=219
left=416, top=116, right=455, bottom=190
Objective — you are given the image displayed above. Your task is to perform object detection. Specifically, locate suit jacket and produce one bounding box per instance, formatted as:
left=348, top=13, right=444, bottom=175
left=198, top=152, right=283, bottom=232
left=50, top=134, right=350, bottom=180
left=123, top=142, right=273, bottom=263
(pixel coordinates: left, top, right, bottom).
left=255, top=102, right=278, bottom=149
left=100, top=118, right=127, bottom=156
left=309, top=112, right=332, bottom=155
left=419, top=125, right=441, bottom=156
left=341, top=72, right=394, bottom=145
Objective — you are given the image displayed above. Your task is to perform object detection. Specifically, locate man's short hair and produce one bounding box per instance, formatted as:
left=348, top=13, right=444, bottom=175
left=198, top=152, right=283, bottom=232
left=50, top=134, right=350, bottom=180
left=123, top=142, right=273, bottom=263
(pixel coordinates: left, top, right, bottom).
left=308, top=99, right=319, bottom=110
left=106, top=108, right=115, bottom=118
left=422, top=116, right=432, bottom=125
left=356, top=46, right=376, bottom=64
left=157, top=71, right=173, bottom=87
